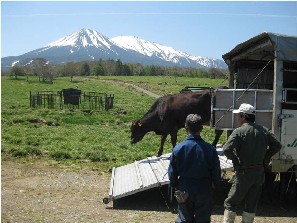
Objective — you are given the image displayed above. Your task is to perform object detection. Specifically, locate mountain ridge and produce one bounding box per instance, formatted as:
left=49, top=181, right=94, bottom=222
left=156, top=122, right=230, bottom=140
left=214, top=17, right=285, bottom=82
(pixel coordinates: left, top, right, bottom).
left=1, top=28, right=227, bottom=71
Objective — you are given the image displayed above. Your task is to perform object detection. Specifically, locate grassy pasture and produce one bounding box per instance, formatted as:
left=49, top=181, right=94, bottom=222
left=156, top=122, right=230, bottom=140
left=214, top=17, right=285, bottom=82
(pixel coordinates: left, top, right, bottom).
left=1, top=76, right=228, bottom=170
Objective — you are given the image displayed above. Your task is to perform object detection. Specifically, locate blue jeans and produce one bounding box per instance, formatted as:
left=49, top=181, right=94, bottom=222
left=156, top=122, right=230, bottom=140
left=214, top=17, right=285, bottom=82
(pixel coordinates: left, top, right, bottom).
left=175, top=194, right=212, bottom=223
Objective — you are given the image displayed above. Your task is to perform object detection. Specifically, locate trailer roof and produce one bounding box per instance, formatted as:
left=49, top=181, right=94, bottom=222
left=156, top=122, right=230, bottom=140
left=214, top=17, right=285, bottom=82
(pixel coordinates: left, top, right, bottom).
left=223, top=32, right=297, bottom=64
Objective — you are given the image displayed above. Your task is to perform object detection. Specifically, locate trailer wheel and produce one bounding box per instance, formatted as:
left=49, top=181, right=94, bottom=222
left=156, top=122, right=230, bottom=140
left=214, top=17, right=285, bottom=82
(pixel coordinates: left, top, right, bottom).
left=103, top=197, right=111, bottom=204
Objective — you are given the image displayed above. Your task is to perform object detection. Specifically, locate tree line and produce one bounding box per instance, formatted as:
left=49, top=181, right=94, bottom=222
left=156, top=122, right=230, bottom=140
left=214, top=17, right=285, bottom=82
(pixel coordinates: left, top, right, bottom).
left=3, top=58, right=228, bottom=82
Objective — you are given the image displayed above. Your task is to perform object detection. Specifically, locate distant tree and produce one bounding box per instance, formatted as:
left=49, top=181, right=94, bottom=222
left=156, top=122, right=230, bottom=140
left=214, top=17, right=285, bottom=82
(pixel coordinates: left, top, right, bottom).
left=80, top=62, right=90, bottom=76
left=65, top=62, right=79, bottom=81
left=22, top=64, right=34, bottom=81
left=128, top=63, right=144, bottom=76
left=9, top=65, right=25, bottom=79
left=198, top=69, right=209, bottom=78
left=30, top=58, right=50, bottom=82
left=115, top=59, right=123, bottom=75
left=121, top=64, right=132, bottom=76
left=92, top=63, right=104, bottom=76
left=209, top=67, right=226, bottom=79
left=102, top=59, right=120, bottom=76
left=44, top=64, right=55, bottom=84
left=55, top=65, right=66, bottom=77
left=144, top=65, right=156, bottom=76
left=155, top=66, right=166, bottom=76
left=29, top=57, right=221, bottom=79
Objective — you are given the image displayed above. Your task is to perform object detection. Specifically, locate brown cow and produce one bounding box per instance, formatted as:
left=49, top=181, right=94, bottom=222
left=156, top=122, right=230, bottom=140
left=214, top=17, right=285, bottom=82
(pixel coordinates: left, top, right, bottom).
left=130, top=89, right=223, bottom=156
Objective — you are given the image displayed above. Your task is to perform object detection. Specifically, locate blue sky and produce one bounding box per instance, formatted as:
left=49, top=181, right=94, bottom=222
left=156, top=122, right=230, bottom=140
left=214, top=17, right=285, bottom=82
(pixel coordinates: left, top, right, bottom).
left=1, top=1, right=296, bottom=59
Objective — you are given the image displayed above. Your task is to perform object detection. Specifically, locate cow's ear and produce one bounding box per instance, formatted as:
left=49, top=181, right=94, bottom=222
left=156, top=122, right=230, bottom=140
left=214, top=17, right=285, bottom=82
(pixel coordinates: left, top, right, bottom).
left=137, top=121, right=143, bottom=127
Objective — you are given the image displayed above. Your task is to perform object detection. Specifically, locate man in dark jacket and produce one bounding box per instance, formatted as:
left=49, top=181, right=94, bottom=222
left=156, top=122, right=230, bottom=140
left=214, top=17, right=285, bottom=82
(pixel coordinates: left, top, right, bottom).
left=168, top=114, right=221, bottom=223
left=222, top=103, right=282, bottom=223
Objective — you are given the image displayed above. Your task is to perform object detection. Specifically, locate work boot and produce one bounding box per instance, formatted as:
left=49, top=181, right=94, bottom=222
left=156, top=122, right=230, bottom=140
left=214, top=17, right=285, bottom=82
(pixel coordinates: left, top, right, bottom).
left=223, top=209, right=236, bottom=223
left=242, top=211, right=255, bottom=223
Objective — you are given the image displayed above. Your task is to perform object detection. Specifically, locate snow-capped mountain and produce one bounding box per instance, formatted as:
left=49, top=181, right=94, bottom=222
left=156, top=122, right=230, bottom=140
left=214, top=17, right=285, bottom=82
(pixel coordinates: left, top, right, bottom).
left=111, top=35, right=226, bottom=69
left=1, top=28, right=227, bottom=71
left=46, top=29, right=112, bottom=49
left=111, top=36, right=189, bottom=62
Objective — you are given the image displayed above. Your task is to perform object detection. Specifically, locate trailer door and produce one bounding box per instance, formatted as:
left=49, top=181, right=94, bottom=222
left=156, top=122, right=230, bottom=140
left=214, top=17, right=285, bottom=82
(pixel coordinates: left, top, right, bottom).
left=280, top=109, right=297, bottom=161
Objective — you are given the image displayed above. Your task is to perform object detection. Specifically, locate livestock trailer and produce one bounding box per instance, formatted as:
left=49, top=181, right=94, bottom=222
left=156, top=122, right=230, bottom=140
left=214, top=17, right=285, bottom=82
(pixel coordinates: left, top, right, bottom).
left=211, top=32, right=297, bottom=201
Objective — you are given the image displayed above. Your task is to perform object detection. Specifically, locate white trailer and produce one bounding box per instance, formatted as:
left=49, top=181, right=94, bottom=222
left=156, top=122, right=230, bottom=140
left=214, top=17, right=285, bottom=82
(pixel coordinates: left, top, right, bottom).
left=211, top=32, right=297, bottom=201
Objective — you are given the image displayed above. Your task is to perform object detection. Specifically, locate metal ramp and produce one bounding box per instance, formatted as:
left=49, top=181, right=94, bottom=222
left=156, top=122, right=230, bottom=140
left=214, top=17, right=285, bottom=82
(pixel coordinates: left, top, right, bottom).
left=103, top=152, right=233, bottom=204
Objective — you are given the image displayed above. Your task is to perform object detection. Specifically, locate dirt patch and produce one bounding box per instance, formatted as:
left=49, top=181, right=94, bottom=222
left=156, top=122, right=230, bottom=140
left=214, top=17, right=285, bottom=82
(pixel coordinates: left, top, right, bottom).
left=1, top=159, right=297, bottom=223
left=27, top=118, right=59, bottom=126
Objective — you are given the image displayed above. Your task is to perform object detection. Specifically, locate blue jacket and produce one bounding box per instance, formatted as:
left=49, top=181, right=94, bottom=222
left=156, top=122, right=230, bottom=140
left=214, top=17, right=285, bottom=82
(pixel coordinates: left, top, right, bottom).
left=168, top=134, right=221, bottom=197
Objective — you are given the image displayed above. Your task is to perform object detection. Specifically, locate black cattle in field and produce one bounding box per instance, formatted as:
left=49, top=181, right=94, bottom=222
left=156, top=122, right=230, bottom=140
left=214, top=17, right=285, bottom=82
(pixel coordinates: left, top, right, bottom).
left=130, top=89, right=223, bottom=156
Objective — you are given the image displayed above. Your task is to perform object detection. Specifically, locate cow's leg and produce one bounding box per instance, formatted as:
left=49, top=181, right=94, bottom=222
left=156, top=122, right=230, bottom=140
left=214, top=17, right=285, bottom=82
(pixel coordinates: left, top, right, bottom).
left=158, top=134, right=167, bottom=157
left=212, top=129, right=223, bottom=147
left=170, top=131, right=178, bottom=150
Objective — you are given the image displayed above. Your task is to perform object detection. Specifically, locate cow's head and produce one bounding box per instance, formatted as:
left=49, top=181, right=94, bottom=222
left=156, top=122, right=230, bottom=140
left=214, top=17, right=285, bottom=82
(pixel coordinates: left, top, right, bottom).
left=130, top=120, right=146, bottom=144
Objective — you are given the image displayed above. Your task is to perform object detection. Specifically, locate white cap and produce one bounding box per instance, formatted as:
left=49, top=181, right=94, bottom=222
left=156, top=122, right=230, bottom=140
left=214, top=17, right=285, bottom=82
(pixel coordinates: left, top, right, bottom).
left=233, top=103, right=255, bottom=115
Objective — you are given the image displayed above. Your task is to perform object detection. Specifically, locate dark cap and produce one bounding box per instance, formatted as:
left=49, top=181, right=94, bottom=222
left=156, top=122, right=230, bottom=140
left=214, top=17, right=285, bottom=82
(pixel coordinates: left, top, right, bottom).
left=185, top=114, right=203, bottom=133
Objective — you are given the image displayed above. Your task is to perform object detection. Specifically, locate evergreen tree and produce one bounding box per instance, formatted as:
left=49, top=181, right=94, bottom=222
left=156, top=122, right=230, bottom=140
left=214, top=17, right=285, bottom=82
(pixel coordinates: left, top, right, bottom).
left=92, top=63, right=104, bottom=76
left=121, top=64, right=132, bottom=76
left=81, top=62, right=90, bottom=76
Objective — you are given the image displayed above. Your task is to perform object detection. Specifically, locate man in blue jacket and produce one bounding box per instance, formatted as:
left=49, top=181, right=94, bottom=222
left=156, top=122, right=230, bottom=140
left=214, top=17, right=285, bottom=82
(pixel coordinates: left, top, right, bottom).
left=168, top=114, right=221, bottom=223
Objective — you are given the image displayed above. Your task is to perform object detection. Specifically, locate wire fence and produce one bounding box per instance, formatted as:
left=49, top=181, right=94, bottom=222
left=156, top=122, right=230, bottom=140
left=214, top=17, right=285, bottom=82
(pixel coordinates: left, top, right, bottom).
left=30, top=88, right=114, bottom=111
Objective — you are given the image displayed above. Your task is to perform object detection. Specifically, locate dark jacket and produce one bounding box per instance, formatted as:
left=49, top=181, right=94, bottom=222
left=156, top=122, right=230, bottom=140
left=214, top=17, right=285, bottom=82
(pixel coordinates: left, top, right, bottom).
left=168, top=134, right=221, bottom=197
left=223, top=122, right=282, bottom=169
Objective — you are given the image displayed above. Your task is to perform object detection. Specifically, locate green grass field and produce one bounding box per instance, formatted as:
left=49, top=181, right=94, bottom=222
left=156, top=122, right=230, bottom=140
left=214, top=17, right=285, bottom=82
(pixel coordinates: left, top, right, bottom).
left=1, top=76, right=228, bottom=170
